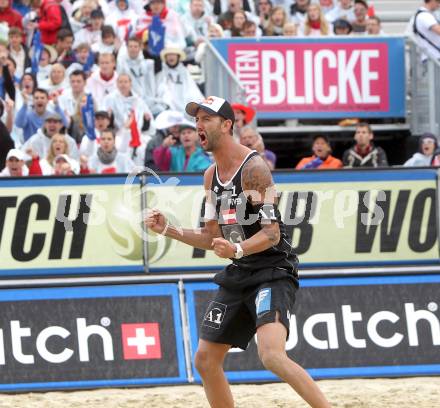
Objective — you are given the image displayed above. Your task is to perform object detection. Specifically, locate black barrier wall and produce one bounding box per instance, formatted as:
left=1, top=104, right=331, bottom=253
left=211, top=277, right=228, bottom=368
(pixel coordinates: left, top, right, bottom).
left=186, top=276, right=440, bottom=381
left=0, top=284, right=186, bottom=391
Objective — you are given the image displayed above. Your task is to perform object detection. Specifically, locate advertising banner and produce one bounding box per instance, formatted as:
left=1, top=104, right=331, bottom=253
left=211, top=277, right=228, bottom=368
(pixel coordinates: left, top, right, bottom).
left=186, top=275, right=440, bottom=381
left=0, top=176, right=144, bottom=277
left=0, top=283, right=186, bottom=391
left=210, top=37, right=406, bottom=119
left=147, top=169, right=439, bottom=272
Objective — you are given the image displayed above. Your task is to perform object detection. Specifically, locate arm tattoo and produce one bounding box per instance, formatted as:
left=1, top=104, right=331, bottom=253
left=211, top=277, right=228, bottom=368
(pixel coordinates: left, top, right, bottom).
left=242, top=156, right=276, bottom=204
left=262, top=224, right=280, bottom=244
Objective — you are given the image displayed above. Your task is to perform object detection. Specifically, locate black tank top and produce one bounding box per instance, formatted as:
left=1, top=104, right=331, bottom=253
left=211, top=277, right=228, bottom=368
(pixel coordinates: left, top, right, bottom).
left=211, top=151, right=299, bottom=290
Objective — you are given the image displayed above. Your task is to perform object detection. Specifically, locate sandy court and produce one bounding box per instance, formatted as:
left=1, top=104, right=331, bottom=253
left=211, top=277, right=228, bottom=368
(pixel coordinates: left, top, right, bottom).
left=0, top=377, right=439, bottom=408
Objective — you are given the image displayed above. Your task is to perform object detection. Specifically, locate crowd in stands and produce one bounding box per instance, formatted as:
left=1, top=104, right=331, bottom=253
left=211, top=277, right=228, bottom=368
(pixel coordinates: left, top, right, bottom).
left=0, top=0, right=438, bottom=177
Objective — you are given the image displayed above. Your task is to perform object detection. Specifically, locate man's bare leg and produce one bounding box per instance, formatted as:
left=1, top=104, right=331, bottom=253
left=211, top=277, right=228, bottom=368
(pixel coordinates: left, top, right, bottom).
left=257, top=319, right=332, bottom=408
left=194, top=339, right=234, bottom=408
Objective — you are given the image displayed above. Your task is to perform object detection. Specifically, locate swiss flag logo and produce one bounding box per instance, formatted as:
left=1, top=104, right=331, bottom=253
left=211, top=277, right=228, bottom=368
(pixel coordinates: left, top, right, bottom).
left=121, top=323, right=162, bottom=360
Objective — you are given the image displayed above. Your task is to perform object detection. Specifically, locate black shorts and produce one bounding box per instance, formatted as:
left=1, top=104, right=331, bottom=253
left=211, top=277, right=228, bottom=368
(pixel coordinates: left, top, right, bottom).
left=199, top=278, right=297, bottom=350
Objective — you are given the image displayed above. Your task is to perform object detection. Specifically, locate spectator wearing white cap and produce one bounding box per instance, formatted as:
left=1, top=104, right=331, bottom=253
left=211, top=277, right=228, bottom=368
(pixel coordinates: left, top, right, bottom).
left=156, top=45, right=204, bottom=114
left=0, top=148, right=29, bottom=177
left=153, top=119, right=211, bottom=172
left=144, top=109, right=184, bottom=170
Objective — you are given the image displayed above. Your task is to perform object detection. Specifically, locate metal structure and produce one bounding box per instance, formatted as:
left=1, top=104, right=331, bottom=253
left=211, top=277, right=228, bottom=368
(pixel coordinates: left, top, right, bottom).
left=408, top=37, right=440, bottom=137
left=203, top=40, right=247, bottom=105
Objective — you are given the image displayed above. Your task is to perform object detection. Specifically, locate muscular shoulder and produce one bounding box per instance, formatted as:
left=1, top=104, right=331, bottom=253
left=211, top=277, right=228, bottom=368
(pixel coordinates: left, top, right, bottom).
left=241, top=155, right=275, bottom=203
left=203, top=163, right=216, bottom=190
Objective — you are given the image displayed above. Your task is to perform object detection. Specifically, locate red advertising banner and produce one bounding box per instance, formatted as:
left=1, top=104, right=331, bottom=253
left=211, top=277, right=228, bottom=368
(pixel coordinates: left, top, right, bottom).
left=212, top=38, right=405, bottom=119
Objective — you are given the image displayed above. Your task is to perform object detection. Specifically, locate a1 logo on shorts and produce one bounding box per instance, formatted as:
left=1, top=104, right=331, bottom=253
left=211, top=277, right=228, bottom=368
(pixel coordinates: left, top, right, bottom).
left=256, top=288, right=272, bottom=317
left=203, top=301, right=227, bottom=329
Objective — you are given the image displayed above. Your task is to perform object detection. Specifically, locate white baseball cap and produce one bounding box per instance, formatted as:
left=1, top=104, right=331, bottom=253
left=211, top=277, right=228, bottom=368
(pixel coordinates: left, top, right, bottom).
left=6, top=149, right=25, bottom=161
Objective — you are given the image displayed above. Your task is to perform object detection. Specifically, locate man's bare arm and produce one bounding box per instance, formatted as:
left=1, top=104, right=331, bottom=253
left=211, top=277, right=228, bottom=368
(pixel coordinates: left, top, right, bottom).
left=239, top=155, right=280, bottom=255
left=146, top=164, right=222, bottom=250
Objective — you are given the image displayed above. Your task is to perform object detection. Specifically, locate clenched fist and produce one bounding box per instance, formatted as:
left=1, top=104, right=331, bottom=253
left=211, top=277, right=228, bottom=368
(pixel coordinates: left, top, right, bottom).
left=212, top=237, right=235, bottom=259
left=144, top=209, right=169, bottom=235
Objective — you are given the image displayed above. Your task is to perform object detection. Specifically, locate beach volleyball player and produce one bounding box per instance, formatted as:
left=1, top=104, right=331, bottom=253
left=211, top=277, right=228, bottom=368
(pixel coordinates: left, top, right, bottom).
left=144, top=96, right=331, bottom=408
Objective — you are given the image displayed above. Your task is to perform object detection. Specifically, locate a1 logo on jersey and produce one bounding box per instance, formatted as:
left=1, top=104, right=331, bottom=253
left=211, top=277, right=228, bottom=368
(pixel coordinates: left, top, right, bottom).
left=203, top=301, right=227, bottom=329
left=121, top=323, right=162, bottom=360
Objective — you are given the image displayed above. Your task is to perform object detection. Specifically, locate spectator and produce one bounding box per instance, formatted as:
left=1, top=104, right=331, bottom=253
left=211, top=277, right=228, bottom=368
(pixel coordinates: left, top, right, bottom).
left=40, top=62, right=68, bottom=94
left=28, top=132, right=79, bottom=174
left=410, top=0, right=440, bottom=60
left=93, top=24, right=120, bottom=54
left=58, top=69, right=91, bottom=143
left=283, top=22, right=298, bottom=36
left=225, top=10, right=247, bottom=36
left=86, top=128, right=135, bottom=173
left=333, top=17, right=353, bottom=34
left=153, top=119, right=211, bottom=172
left=86, top=52, right=118, bottom=109
left=0, top=43, right=15, bottom=100
left=15, top=87, right=68, bottom=141
left=0, top=0, right=23, bottom=31
left=65, top=42, right=94, bottom=77
left=79, top=109, right=110, bottom=157
left=366, top=15, right=384, bottom=35
left=239, top=126, right=276, bottom=170
left=0, top=99, right=14, bottom=170
left=8, top=27, right=30, bottom=79
left=116, top=36, right=161, bottom=115
left=69, top=0, right=97, bottom=34
left=288, top=0, right=310, bottom=25
left=296, top=134, right=342, bottom=169
left=264, top=6, right=288, bottom=36
left=0, top=148, right=28, bottom=176
left=21, top=112, right=78, bottom=159
left=73, top=8, right=105, bottom=51
left=300, top=3, right=332, bottom=36
left=351, top=0, right=368, bottom=34
left=404, top=133, right=438, bottom=166
left=256, top=0, right=272, bottom=32
left=343, top=122, right=388, bottom=167
left=231, top=102, right=255, bottom=139
left=156, top=45, right=204, bottom=114
left=144, top=109, right=184, bottom=170
left=14, top=72, right=37, bottom=120
left=36, top=0, right=63, bottom=45
left=242, top=20, right=259, bottom=37
left=33, top=45, right=57, bottom=85
left=103, top=72, right=153, bottom=141
left=194, top=23, right=224, bottom=90
left=136, top=0, right=186, bottom=52
left=54, top=29, right=75, bottom=68
left=326, top=0, right=355, bottom=23
left=106, top=0, right=138, bottom=42
left=181, top=0, right=213, bottom=41
left=22, top=0, right=40, bottom=48
left=320, top=0, right=336, bottom=14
